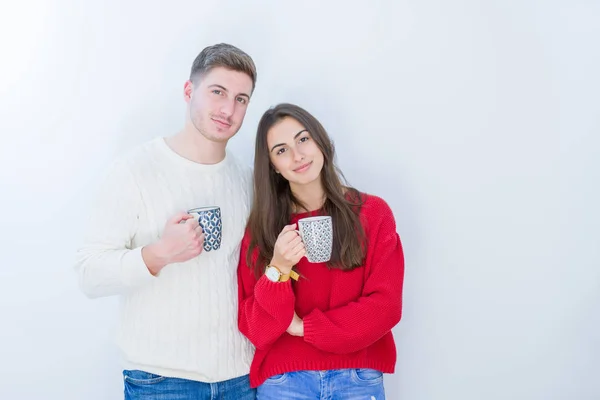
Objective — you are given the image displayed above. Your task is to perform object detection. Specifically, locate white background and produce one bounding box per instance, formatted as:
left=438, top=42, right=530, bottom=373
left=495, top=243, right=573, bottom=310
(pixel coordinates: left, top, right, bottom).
left=0, top=0, right=598, bottom=399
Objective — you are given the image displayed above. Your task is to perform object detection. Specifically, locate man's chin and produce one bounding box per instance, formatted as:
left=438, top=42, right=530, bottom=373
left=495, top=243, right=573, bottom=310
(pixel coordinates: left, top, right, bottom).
left=201, top=131, right=236, bottom=143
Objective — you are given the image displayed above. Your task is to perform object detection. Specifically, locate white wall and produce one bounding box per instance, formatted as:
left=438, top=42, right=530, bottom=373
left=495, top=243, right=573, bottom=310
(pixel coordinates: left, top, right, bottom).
left=1, top=1, right=598, bottom=399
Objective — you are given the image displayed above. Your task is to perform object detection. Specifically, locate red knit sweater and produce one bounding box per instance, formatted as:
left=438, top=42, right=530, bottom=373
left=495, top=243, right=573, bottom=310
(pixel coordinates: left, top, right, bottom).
left=237, top=194, right=405, bottom=388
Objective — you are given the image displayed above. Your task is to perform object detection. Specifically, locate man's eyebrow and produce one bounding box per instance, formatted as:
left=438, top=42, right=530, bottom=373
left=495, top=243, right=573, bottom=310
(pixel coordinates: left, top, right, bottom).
left=208, top=84, right=250, bottom=99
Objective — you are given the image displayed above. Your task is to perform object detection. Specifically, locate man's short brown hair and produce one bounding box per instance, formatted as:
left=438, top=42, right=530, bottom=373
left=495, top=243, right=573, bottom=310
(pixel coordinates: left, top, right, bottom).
left=190, top=43, right=257, bottom=92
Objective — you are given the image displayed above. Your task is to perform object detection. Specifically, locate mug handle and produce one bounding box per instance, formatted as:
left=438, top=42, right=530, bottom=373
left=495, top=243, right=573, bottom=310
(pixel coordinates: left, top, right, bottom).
left=182, top=214, right=197, bottom=224
left=293, top=229, right=304, bottom=241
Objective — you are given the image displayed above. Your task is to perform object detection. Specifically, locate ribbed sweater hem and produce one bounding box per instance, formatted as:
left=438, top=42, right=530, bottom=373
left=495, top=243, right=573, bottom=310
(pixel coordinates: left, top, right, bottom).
left=123, top=361, right=250, bottom=384
left=250, top=360, right=395, bottom=388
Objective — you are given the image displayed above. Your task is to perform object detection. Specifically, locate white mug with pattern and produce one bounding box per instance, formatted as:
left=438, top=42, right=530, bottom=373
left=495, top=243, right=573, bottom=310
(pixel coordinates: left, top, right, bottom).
left=296, top=216, right=333, bottom=263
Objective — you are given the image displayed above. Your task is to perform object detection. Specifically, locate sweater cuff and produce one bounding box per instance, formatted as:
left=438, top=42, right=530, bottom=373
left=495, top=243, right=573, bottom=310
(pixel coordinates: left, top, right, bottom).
left=122, top=247, right=156, bottom=287
left=302, top=309, right=321, bottom=345
left=255, top=275, right=294, bottom=297
left=255, top=274, right=294, bottom=296
left=254, top=275, right=295, bottom=322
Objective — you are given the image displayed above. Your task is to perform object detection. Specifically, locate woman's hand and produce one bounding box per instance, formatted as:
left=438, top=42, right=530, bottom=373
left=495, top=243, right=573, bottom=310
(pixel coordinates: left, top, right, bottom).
left=286, top=312, right=304, bottom=337
left=270, top=224, right=305, bottom=274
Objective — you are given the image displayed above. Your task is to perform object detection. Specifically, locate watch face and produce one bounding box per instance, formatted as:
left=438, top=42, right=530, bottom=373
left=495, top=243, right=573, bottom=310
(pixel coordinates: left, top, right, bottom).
left=265, top=267, right=280, bottom=282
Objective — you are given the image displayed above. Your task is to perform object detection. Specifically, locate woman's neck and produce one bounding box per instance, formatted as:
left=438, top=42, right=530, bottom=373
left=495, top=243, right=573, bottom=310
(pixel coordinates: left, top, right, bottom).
left=290, top=180, right=325, bottom=213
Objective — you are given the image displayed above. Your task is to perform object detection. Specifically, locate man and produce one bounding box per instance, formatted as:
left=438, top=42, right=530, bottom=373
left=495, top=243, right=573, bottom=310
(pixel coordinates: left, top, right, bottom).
left=75, top=43, right=257, bottom=399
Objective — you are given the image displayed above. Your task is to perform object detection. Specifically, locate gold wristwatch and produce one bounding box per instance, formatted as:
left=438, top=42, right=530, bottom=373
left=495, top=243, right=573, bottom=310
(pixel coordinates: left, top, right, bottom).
left=265, top=265, right=300, bottom=282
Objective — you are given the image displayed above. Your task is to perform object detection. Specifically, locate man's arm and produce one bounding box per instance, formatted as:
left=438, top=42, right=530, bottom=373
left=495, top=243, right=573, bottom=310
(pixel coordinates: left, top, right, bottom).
left=74, top=160, right=156, bottom=298
left=74, top=159, right=205, bottom=298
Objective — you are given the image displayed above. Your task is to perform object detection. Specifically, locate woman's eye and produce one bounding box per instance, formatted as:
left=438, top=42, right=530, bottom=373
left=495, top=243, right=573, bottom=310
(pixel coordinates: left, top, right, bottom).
left=212, top=90, right=222, bottom=95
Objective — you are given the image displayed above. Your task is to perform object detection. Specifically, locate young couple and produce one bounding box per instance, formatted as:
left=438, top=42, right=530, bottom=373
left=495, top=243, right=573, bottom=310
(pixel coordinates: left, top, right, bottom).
left=75, top=43, right=404, bottom=400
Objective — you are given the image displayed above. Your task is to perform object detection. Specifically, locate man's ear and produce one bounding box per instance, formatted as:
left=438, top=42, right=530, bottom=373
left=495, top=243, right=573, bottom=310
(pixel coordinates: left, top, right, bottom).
left=183, top=80, right=194, bottom=103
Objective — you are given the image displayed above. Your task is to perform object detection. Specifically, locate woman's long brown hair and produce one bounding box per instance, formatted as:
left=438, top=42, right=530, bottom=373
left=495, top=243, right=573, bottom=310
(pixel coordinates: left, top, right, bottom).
left=246, top=103, right=366, bottom=277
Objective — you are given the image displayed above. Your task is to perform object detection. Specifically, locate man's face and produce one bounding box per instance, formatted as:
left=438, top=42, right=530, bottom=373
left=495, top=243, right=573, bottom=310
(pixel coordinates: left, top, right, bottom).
left=184, top=66, right=253, bottom=143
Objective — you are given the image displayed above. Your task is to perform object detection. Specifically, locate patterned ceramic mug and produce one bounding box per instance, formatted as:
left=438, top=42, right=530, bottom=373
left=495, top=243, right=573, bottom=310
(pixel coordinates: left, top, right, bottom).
left=296, top=216, right=333, bottom=263
left=187, top=206, right=222, bottom=252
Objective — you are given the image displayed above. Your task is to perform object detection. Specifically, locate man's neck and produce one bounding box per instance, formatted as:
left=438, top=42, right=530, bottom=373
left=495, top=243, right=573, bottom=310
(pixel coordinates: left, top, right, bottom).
left=166, top=128, right=227, bottom=165
left=291, top=180, right=326, bottom=212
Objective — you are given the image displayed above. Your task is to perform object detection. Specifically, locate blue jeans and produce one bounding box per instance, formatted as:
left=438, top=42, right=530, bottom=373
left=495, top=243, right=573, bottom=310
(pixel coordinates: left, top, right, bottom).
left=257, top=369, right=385, bottom=400
left=123, top=370, right=255, bottom=400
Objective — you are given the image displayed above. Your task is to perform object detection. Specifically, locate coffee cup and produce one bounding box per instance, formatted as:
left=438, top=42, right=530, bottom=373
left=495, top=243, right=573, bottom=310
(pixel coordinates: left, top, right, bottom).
left=296, top=216, right=333, bottom=263
left=187, top=206, right=222, bottom=252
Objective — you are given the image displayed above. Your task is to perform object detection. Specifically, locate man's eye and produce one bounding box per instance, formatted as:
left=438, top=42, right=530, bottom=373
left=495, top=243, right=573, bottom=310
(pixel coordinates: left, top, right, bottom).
left=212, top=90, right=222, bottom=95
left=237, top=97, right=247, bottom=104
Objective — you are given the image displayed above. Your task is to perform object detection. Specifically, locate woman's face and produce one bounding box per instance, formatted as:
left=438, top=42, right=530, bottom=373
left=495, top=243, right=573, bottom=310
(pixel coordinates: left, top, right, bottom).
left=266, top=117, right=325, bottom=188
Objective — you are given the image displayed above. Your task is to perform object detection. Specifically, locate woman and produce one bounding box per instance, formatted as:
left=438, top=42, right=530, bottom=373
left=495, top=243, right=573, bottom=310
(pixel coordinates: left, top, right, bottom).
left=237, top=103, right=404, bottom=399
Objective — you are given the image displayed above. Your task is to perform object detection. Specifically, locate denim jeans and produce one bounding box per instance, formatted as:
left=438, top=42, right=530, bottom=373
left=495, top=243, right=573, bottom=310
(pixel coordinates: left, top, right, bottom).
left=123, top=370, right=255, bottom=400
left=256, top=369, right=385, bottom=400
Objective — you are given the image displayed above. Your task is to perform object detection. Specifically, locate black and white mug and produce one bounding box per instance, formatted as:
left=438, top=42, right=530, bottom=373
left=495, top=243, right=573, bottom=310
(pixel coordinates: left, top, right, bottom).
left=296, top=216, right=333, bottom=263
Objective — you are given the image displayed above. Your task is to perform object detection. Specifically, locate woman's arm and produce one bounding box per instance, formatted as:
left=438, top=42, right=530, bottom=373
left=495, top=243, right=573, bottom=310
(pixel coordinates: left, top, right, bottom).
left=237, top=232, right=298, bottom=350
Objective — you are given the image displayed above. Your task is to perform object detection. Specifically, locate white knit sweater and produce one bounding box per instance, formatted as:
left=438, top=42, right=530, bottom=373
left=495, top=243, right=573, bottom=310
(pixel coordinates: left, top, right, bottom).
left=75, top=137, right=255, bottom=382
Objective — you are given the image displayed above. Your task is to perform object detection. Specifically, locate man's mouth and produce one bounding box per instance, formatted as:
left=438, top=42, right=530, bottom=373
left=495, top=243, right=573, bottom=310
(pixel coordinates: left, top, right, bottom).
left=211, top=117, right=231, bottom=128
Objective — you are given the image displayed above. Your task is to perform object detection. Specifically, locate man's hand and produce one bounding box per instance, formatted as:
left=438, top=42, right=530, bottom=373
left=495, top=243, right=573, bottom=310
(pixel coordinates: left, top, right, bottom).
left=142, top=212, right=204, bottom=275
left=286, top=312, right=304, bottom=337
